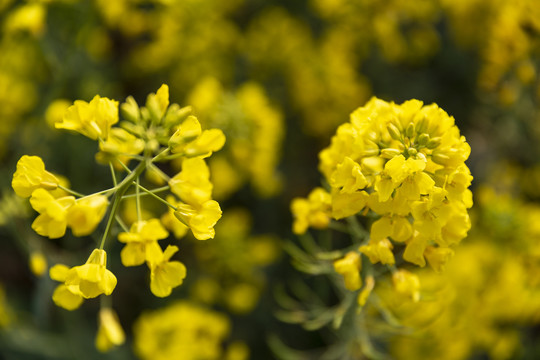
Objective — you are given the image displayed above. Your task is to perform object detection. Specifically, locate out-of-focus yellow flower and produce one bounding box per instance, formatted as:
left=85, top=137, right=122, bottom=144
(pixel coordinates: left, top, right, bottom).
left=334, top=251, right=362, bottom=291
left=56, top=95, right=119, bottom=140
left=95, top=308, right=125, bottom=352
left=224, top=341, right=250, bottom=360
left=29, top=189, right=75, bottom=239
left=45, top=99, right=71, bottom=128
left=66, top=194, right=109, bottom=237
left=29, top=251, right=47, bottom=277
left=12, top=155, right=59, bottom=198
left=3, top=3, right=46, bottom=36
left=225, top=282, right=259, bottom=314
left=359, top=238, right=395, bottom=265
left=147, top=243, right=186, bottom=297
left=291, top=187, right=332, bottom=235
left=174, top=200, right=222, bottom=240
left=0, top=285, right=11, bottom=327
left=133, top=301, right=230, bottom=360
left=392, top=269, right=420, bottom=302
left=118, top=219, right=169, bottom=267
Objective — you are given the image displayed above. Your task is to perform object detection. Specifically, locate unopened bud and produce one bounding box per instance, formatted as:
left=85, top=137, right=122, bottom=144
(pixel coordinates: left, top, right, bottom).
left=417, top=133, right=430, bottom=146
left=432, top=151, right=450, bottom=165
left=426, top=137, right=441, bottom=149
left=406, top=123, right=415, bottom=138
left=387, top=123, right=402, bottom=141
left=380, top=148, right=401, bottom=159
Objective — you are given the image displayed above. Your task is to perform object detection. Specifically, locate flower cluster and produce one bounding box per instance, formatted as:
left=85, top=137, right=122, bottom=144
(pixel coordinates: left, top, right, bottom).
left=133, top=301, right=242, bottom=360
left=12, top=84, right=225, bottom=351
left=294, top=97, right=472, bottom=271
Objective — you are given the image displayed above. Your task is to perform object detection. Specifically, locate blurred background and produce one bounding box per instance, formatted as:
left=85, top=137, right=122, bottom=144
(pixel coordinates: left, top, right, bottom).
left=0, top=0, right=540, bottom=359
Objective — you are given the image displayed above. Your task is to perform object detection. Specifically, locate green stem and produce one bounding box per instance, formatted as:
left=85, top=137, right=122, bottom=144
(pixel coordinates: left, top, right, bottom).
left=58, top=185, right=85, bottom=198
left=136, top=177, right=142, bottom=222
left=123, top=186, right=169, bottom=198
left=99, top=161, right=147, bottom=250
left=136, top=183, right=177, bottom=210
left=109, top=162, right=118, bottom=187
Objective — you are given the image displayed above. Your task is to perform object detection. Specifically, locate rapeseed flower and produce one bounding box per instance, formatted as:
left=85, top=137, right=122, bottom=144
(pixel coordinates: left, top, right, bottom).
left=12, top=155, right=59, bottom=198
left=147, top=243, right=186, bottom=297
left=95, top=308, right=125, bottom=352
left=29, top=189, right=75, bottom=239
left=66, top=194, right=109, bottom=237
left=118, top=219, right=169, bottom=266
left=56, top=95, right=119, bottom=140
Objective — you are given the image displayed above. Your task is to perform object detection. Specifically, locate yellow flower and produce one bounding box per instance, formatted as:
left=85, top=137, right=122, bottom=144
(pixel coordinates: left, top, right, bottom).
left=12, top=155, right=59, bottom=198
left=333, top=251, right=362, bottom=291
left=66, top=195, right=109, bottom=237
left=370, top=215, right=413, bottom=242
left=330, top=157, right=368, bottom=193
left=49, top=264, right=84, bottom=311
left=392, top=269, right=420, bottom=302
left=169, top=157, right=213, bottom=206
left=64, top=249, right=117, bottom=299
left=359, top=238, right=395, bottom=265
left=30, top=189, right=75, bottom=239
left=424, top=246, right=454, bottom=272
left=118, top=219, right=169, bottom=267
left=291, top=187, right=332, bottom=234
left=95, top=308, right=125, bottom=352
left=146, top=243, right=186, bottom=297
left=174, top=200, right=222, bottom=240
left=169, top=115, right=225, bottom=158
left=56, top=95, right=119, bottom=140
left=29, top=251, right=47, bottom=277
left=146, top=84, right=170, bottom=122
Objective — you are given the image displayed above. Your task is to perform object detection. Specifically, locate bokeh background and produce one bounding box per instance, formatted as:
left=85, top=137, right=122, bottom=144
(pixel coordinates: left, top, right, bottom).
left=1, top=0, right=540, bottom=359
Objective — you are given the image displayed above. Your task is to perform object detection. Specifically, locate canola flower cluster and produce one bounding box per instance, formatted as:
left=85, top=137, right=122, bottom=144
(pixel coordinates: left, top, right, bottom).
left=11, top=84, right=225, bottom=351
left=133, top=301, right=248, bottom=360
left=292, top=97, right=472, bottom=303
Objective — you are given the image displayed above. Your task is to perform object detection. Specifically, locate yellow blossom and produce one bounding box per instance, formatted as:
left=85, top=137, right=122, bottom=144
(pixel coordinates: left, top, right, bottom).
left=66, top=195, right=109, bottom=237
left=291, top=187, right=332, bottom=234
left=174, top=200, right=222, bottom=240
left=12, top=155, right=59, bottom=198
left=95, top=308, right=125, bottom=352
left=359, top=238, right=395, bottom=265
left=146, top=84, right=170, bottom=121
left=392, top=269, right=421, bottom=302
left=29, top=251, right=47, bottom=277
left=56, top=95, right=119, bottom=140
left=29, top=189, right=75, bottom=239
left=64, top=249, right=117, bottom=299
left=169, top=115, right=226, bottom=158
left=49, top=264, right=84, bottom=310
left=424, top=246, right=454, bottom=272
left=169, top=157, right=213, bottom=206
left=118, top=219, right=169, bottom=267
left=146, top=243, right=186, bottom=297
left=334, top=251, right=362, bottom=291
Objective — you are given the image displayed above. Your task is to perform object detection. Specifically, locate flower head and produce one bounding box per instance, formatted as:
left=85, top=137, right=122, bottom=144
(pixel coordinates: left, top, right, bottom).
left=64, top=249, right=117, bottom=299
